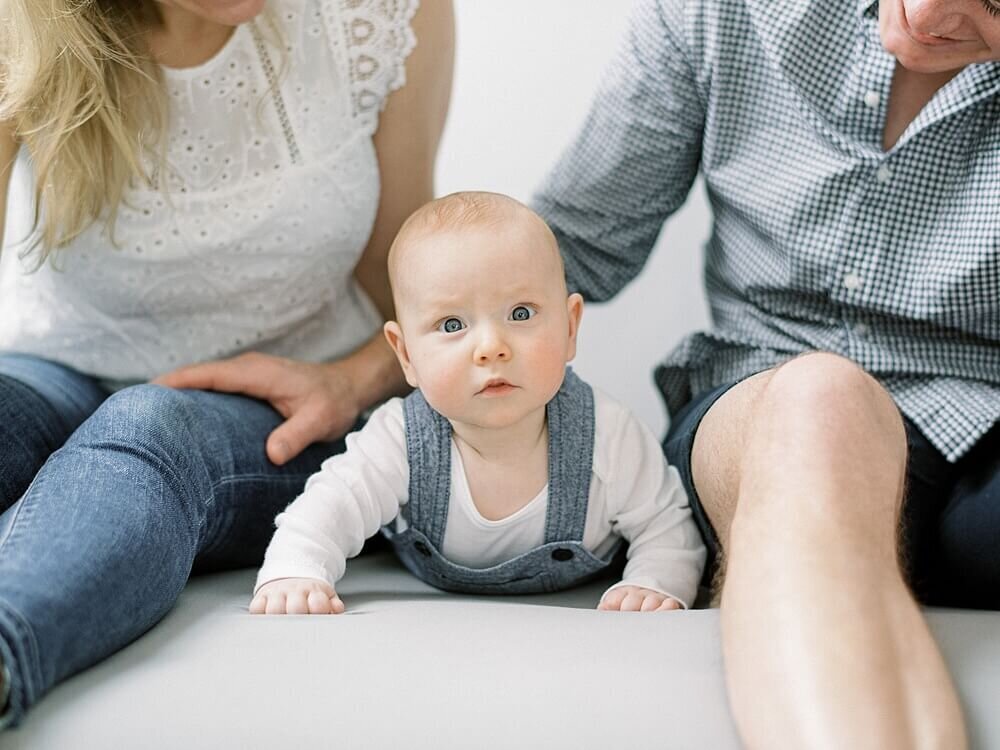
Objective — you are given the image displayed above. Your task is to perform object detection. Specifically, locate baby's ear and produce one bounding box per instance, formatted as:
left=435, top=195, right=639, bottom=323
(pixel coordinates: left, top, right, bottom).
left=565, top=293, right=584, bottom=362
left=383, top=321, right=419, bottom=388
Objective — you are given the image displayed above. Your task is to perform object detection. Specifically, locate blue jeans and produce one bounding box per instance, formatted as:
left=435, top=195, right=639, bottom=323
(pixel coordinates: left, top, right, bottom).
left=0, top=353, right=344, bottom=727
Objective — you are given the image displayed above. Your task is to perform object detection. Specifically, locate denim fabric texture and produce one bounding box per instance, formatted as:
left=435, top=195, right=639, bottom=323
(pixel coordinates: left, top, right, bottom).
left=0, top=353, right=343, bottom=727
left=383, top=368, right=625, bottom=594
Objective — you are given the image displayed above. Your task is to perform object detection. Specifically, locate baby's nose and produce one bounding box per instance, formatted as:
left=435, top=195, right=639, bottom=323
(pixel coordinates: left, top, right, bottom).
left=474, top=328, right=511, bottom=362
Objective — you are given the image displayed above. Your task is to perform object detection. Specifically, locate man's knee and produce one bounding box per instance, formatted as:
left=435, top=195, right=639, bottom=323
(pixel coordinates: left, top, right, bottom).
left=731, top=354, right=909, bottom=555
left=756, top=353, right=907, bottom=463
left=699, top=355, right=909, bottom=568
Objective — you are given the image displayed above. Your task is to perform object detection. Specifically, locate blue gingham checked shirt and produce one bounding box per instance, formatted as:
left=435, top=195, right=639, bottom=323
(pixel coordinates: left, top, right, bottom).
left=533, top=0, right=1000, bottom=462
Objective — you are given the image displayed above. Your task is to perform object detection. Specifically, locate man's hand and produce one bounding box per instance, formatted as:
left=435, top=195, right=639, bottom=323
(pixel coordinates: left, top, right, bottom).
left=250, top=578, right=345, bottom=615
left=153, top=352, right=361, bottom=465
left=598, top=585, right=682, bottom=612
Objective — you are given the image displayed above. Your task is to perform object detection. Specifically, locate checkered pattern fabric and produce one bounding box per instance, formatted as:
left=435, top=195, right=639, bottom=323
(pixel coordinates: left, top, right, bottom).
left=533, top=0, right=1000, bottom=462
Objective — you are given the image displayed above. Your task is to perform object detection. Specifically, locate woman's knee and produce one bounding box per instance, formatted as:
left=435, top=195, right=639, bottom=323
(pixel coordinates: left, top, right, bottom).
left=68, top=385, right=215, bottom=505
left=82, top=384, right=201, bottom=448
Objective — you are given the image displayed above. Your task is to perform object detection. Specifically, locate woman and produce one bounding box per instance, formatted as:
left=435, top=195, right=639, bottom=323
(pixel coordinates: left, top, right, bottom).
left=0, top=0, right=453, bottom=727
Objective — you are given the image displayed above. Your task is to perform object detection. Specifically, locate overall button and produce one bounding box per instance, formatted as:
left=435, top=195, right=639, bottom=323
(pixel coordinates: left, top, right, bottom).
left=864, top=90, right=880, bottom=108
left=843, top=273, right=863, bottom=291
left=414, top=541, right=432, bottom=557
left=551, top=548, right=574, bottom=562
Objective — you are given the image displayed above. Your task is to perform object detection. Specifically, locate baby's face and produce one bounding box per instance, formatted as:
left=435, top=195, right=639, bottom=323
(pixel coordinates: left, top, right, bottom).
left=386, top=219, right=582, bottom=431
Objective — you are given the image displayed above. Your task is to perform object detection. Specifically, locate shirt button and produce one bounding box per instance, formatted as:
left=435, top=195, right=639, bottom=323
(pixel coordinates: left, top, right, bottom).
left=843, top=273, right=863, bottom=291
left=853, top=322, right=870, bottom=336
left=864, top=90, right=880, bottom=108
left=876, top=165, right=892, bottom=183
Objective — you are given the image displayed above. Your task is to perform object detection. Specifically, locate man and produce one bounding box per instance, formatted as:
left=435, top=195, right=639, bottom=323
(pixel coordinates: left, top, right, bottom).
left=534, top=1, right=1000, bottom=747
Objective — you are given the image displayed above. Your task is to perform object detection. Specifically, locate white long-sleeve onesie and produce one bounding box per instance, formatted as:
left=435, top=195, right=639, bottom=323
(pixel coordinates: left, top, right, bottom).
left=255, top=388, right=706, bottom=607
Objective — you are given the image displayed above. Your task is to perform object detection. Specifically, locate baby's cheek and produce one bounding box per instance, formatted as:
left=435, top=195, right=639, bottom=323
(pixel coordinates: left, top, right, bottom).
left=524, top=337, right=572, bottom=385
left=417, top=362, right=467, bottom=416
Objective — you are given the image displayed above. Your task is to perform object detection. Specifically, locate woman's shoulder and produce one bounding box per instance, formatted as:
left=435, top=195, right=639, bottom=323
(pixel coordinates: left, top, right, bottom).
left=309, top=0, right=420, bottom=132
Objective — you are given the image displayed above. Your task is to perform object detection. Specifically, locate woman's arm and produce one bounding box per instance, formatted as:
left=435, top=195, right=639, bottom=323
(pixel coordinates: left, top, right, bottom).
left=154, top=1, right=455, bottom=465
left=336, top=0, right=455, bottom=415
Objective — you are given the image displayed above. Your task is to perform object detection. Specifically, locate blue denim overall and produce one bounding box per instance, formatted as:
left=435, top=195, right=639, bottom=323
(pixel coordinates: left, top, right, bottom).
left=382, top=368, right=624, bottom=594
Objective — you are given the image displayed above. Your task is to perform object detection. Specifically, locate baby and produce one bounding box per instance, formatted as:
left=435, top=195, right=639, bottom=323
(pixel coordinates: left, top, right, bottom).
left=250, top=192, right=705, bottom=614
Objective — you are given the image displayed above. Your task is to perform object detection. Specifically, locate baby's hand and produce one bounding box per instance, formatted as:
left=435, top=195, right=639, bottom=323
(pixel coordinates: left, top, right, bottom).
left=249, top=577, right=345, bottom=615
left=598, top=585, right=682, bottom=612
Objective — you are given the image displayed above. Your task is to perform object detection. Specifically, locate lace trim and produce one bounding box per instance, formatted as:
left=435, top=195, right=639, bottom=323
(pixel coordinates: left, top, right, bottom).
left=327, top=0, right=419, bottom=134
left=250, top=21, right=302, bottom=165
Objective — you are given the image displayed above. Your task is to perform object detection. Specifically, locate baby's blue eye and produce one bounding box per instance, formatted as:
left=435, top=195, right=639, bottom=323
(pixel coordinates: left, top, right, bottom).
left=439, top=317, right=465, bottom=333
left=510, top=305, right=535, bottom=322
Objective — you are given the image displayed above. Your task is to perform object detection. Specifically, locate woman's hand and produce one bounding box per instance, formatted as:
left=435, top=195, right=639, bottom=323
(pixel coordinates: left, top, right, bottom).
left=153, top=352, right=364, bottom=466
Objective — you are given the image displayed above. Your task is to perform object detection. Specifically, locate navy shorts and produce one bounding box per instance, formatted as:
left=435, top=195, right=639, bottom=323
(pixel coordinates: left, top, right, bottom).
left=662, top=378, right=1000, bottom=609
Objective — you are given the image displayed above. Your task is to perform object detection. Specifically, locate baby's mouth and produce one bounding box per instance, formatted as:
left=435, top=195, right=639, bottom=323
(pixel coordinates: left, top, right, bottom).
left=477, top=379, right=516, bottom=395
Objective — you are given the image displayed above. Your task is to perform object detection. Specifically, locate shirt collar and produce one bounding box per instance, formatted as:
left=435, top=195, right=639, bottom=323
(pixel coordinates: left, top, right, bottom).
left=859, top=0, right=879, bottom=19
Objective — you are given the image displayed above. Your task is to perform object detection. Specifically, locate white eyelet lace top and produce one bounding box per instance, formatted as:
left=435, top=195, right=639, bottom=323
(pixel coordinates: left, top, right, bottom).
left=0, top=0, right=418, bottom=388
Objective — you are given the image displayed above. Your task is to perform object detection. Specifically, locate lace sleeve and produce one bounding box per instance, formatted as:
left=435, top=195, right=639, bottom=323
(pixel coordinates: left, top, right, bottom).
left=327, top=0, right=419, bottom=135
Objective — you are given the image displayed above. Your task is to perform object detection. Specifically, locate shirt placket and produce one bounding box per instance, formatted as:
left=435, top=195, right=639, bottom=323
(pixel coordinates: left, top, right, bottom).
left=831, top=25, right=895, bottom=362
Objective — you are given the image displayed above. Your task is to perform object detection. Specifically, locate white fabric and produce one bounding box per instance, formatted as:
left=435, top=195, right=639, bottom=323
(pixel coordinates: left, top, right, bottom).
left=255, top=388, right=706, bottom=607
left=0, top=0, right=417, bottom=385
left=9, top=559, right=1000, bottom=750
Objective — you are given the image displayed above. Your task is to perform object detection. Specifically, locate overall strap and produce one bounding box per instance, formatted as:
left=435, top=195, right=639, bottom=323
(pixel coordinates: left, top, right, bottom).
left=543, top=368, right=595, bottom=543
left=402, top=389, right=452, bottom=550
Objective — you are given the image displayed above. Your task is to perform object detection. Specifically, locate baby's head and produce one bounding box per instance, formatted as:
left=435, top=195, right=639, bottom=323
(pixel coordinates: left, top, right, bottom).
left=383, top=191, right=584, bottom=429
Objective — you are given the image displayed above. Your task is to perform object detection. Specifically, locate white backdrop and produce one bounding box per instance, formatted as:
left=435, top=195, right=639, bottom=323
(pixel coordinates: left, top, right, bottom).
left=437, top=0, right=712, bottom=437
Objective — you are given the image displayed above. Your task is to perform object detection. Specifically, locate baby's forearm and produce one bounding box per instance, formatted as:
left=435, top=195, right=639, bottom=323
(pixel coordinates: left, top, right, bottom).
left=255, top=464, right=404, bottom=592
left=255, top=507, right=348, bottom=593
left=255, top=400, right=409, bottom=593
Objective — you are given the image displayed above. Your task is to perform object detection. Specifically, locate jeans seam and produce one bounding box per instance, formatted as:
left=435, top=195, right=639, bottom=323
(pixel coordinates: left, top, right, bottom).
left=211, top=473, right=316, bottom=490
left=0, top=482, right=33, bottom=555
left=0, top=599, right=42, bottom=727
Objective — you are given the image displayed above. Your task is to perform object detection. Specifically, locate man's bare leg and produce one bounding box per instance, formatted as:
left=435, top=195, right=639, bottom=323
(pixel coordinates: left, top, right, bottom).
left=691, top=353, right=966, bottom=749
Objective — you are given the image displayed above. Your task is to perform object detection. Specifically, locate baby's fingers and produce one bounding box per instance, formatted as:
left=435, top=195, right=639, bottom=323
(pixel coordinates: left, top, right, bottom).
left=249, top=594, right=267, bottom=614
left=264, top=592, right=288, bottom=615
left=656, top=598, right=682, bottom=611
left=640, top=594, right=664, bottom=612
left=286, top=590, right=311, bottom=614
left=619, top=591, right=646, bottom=611
left=598, top=588, right=628, bottom=611
left=307, top=589, right=346, bottom=614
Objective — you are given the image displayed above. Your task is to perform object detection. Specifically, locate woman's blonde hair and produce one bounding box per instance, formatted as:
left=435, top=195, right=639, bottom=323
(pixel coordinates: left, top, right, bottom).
left=0, top=0, right=164, bottom=264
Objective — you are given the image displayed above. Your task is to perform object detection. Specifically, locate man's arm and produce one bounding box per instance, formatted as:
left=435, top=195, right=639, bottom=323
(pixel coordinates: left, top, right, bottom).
left=532, top=0, right=705, bottom=302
